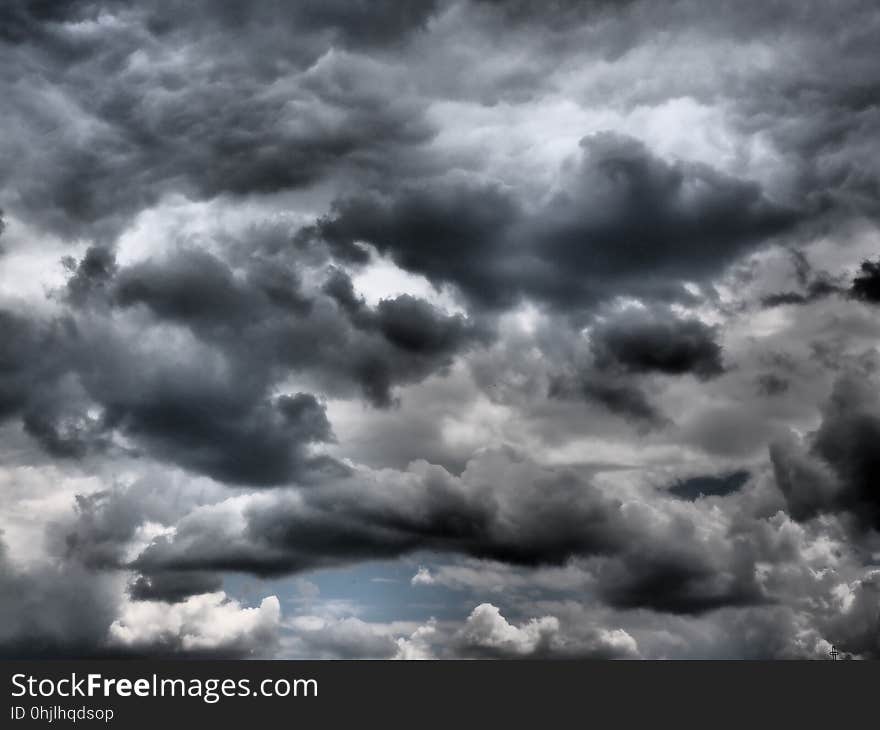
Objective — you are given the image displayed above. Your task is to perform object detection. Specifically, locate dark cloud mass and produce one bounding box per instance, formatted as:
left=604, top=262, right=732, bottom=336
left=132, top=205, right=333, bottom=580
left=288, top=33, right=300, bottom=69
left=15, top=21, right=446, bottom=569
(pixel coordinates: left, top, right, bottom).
left=2, top=0, right=880, bottom=659
left=590, top=308, right=725, bottom=379
left=770, top=372, right=880, bottom=532
left=850, top=259, right=880, bottom=303
left=549, top=374, right=666, bottom=427
left=315, top=133, right=799, bottom=313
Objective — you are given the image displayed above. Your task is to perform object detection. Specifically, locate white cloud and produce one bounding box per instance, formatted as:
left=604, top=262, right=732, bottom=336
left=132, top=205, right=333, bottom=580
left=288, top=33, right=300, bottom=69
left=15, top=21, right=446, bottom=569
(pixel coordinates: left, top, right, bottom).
left=108, top=592, right=280, bottom=656
left=458, top=603, right=560, bottom=656
left=410, top=566, right=435, bottom=586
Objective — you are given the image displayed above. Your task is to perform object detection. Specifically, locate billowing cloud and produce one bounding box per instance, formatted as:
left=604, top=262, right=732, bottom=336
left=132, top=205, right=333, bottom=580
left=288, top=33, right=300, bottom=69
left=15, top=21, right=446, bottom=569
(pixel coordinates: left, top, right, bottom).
left=850, top=259, right=880, bottom=304
left=314, top=133, right=799, bottom=314
left=772, top=372, right=880, bottom=530
left=590, top=308, right=725, bottom=379
left=108, top=593, right=280, bottom=657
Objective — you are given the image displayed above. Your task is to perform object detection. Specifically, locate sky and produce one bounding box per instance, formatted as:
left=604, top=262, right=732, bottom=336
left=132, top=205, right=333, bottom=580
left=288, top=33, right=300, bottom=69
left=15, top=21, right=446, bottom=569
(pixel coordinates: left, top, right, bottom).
left=1, top=0, right=880, bottom=659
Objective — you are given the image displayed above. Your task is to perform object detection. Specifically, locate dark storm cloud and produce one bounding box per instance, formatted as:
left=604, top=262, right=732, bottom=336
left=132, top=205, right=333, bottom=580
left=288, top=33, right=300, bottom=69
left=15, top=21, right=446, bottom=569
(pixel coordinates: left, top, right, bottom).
left=62, top=246, right=118, bottom=306
left=590, top=308, right=725, bottom=379
left=0, top=1, right=436, bottom=239
left=131, top=450, right=627, bottom=578
left=321, top=269, right=491, bottom=359
left=549, top=374, right=666, bottom=427
left=0, top=534, right=120, bottom=659
left=0, top=235, right=487, bottom=480
left=771, top=373, right=880, bottom=529
left=315, top=180, right=520, bottom=310
left=106, top=245, right=487, bottom=408
left=0, top=309, right=107, bottom=460
left=811, top=375, right=880, bottom=530
left=129, top=449, right=773, bottom=616
left=109, top=247, right=313, bottom=327
left=100, top=247, right=487, bottom=407
left=128, top=571, right=223, bottom=603
left=24, top=292, right=351, bottom=485
left=0, top=309, right=66, bottom=422
left=0, top=0, right=98, bottom=45
left=595, top=547, right=764, bottom=616
left=315, top=133, right=799, bottom=314
left=21, top=408, right=110, bottom=459
left=849, top=259, right=880, bottom=303
left=761, top=280, right=842, bottom=308
left=0, top=301, right=347, bottom=486
left=139, top=0, right=439, bottom=51
left=100, top=388, right=343, bottom=487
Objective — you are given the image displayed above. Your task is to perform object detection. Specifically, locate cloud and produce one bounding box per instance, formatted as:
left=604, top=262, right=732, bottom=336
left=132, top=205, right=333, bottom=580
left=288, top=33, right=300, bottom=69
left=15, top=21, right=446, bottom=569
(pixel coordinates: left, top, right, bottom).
left=0, top=533, right=122, bottom=659
left=108, top=593, right=280, bottom=656
left=314, top=133, right=799, bottom=314
left=4, top=0, right=880, bottom=659
left=282, top=615, right=401, bottom=660
left=411, top=566, right=435, bottom=586
left=0, top=4, right=436, bottom=240
left=771, top=372, right=880, bottom=530
left=278, top=604, right=639, bottom=659
left=0, top=522, right=281, bottom=658
left=850, top=259, right=880, bottom=303
left=549, top=374, right=667, bottom=427
left=125, top=448, right=776, bottom=616
left=127, top=571, right=223, bottom=603
left=590, top=307, right=724, bottom=379
left=131, top=449, right=629, bottom=577
left=0, top=234, right=489, bottom=480
left=96, top=245, right=487, bottom=410
left=456, top=603, right=639, bottom=658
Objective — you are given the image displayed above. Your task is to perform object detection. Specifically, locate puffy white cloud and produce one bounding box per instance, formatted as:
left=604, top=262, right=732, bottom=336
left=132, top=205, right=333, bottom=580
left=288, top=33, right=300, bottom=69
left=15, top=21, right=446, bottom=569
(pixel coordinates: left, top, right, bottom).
left=109, top=592, right=280, bottom=656
left=394, top=621, right=438, bottom=660
left=458, top=603, right=561, bottom=656
left=411, top=566, right=435, bottom=586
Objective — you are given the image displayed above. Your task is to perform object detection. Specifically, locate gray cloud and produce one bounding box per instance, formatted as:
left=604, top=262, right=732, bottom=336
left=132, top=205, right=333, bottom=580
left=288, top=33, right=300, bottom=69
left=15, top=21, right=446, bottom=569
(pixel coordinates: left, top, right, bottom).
left=850, top=259, right=880, bottom=304
left=590, top=308, right=725, bottom=379
left=772, top=372, right=880, bottom=530
left=315, top=133, right=799, bottom=314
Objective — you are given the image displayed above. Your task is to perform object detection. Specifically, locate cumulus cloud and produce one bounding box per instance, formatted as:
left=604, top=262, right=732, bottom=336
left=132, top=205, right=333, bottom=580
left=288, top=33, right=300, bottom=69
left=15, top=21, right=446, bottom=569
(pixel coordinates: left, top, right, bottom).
left=109, top=593, right=280, bottom=657
left=457, top=603, right=561, bottom=656
left=456, top=603, right=639, bottom=659
left=278, top=604, right=638, bottom=660
left=411, top=566, right=435, bottom=586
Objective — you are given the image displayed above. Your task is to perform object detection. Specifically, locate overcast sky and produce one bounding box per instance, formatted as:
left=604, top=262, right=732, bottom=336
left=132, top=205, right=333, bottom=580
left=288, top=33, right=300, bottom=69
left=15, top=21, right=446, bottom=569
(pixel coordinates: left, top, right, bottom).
left=2, top=0, right=880, bottom=659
